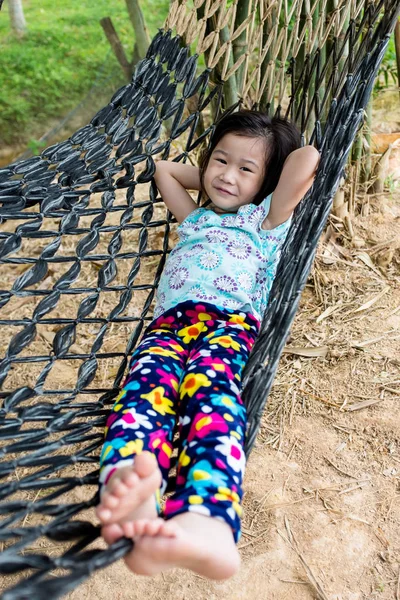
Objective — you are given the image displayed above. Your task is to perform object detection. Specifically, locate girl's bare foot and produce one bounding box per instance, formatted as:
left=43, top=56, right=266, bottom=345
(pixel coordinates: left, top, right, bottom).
left=96, top=452, right=161, bottom=544
left=122, top=513, right=240, bottom=581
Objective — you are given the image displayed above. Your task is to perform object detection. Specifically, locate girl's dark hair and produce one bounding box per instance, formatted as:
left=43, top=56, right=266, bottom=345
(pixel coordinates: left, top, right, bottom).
left=198, top=109, right=302, bottom=206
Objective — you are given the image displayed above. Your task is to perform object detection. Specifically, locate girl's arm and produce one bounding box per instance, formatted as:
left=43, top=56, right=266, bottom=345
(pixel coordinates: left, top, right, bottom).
left=154, top=161, right=201, bottom=223
left=262, top=145, right=320, bottom=230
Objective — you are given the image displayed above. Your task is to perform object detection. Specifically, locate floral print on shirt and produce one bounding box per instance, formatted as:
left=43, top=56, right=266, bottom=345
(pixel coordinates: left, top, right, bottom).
left=154, top=194, right=291, bottom=321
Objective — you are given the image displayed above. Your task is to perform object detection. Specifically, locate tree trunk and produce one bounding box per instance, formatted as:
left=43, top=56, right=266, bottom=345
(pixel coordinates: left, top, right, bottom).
left=100, top=17, right=133, bottom=80
left=100, top=0, right=150, bottom=81
left=8, top=0, right=27, bottom=38
left=125, top=0, right=150, bottom=60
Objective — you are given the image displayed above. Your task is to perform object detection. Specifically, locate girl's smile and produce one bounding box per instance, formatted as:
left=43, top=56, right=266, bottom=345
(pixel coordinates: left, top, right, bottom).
left=214, top=186, right=236, bottom=196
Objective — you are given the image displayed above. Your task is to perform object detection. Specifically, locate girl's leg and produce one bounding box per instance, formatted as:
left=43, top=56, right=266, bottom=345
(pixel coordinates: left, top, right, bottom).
left=96, top=322, right=188, bottom=534
left=118, top=307, right=259, bottom=579
left=165, top=313, right=258, bottom=543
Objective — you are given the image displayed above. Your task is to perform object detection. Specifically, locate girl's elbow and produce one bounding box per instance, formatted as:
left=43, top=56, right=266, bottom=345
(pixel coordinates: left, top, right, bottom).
left=304, top=145, right=320, bottom=168
left=301, top=144, right=319, bottom=156
left=287, top=145, right=319, bottom=166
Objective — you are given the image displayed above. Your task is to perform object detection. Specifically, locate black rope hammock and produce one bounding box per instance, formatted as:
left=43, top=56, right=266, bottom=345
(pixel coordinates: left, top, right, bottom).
left=1, top=1, right=399, bottom=597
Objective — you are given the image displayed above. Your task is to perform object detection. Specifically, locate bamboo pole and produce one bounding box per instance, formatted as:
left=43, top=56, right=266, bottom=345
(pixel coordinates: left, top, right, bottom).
left=352, top=129, right=363, bottom=166
left=316, top=0, right=326, bottom=109
left=232, top=0, right=251, bottom=96
left=395, top=19, right=400, bottom=91
left=297, top=0, right=308, bottom=88
left=295, top=0, right=310, bottom=134
left=325, top=0, right=336, bottom=109
left=336, top=3, right=350, bottom=99
left=194, top=4, right=229, bottom=119
left=260, top=2, right=278, bottom=113
left=219, top=25, right=239, bottom=109
left=310, top=0, right=327, bottom=137
left=364, top=97, right=373, bottom=184
left=309, top=0, right=320, bottom=110
left=355, top=4, right=375, bottom=191
left=195, top=2, right=218, bottom=120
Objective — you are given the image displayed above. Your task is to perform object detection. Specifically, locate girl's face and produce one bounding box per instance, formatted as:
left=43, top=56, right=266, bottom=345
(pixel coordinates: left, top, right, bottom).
left=203, top=133, right=266, bottom=213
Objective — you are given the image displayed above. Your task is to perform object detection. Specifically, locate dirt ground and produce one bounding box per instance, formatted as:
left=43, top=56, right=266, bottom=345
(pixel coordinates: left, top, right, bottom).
left=65, top=183, right=400, bottom=597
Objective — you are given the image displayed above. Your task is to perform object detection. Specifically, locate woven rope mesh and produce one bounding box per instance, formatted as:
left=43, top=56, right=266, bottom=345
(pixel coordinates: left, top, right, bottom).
left=1, top=0, right=399, bottom=597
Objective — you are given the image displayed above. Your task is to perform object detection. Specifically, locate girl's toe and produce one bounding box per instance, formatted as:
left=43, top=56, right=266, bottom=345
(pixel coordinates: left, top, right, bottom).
left=101, top=523, right=124, bottom=545
left=161, top=521, right=178, bottom=538
left=143, top=519, right=162, bottom=536
left=121, top=521, right=135, bottom=538
left=134, top=519, right=146, bottom=536
left=121, top=471, right=139, bottom=488
left=112, top=481, right=128, bottom=498
left=134, top=452, right=157, bottom=479
left=103, top=493, right=119, bottom=509
left=96, top=507, right=112, bottom=522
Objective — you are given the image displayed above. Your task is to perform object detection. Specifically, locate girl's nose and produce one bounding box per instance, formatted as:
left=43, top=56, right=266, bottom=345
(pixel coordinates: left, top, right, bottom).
left=221, top=167, right=235, bottom=184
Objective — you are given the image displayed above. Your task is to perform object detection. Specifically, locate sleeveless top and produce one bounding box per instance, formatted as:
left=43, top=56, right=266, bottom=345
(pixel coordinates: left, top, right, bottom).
left=153, top=194, right=291, bottom=321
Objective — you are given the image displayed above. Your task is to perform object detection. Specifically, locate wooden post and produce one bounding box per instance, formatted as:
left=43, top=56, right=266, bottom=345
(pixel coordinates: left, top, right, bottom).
left=100, top=17, right=132, bottom=80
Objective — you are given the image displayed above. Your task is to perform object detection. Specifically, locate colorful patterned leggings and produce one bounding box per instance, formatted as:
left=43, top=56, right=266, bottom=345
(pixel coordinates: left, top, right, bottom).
left=99, top=301, right=260, bottom=542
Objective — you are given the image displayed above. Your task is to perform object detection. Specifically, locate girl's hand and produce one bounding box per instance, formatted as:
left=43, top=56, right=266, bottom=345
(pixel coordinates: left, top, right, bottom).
left=262, top=145, right=320, bottom=230
left=153, top=161, right=201, bottom=223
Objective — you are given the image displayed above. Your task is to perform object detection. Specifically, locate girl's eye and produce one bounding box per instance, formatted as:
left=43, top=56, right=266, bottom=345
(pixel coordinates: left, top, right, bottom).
left=213, top=158, right=252, bottom=172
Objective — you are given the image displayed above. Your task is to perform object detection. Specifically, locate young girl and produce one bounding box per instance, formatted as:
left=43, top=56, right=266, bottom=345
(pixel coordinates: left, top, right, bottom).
left=96, top=110, right=319, bottom=580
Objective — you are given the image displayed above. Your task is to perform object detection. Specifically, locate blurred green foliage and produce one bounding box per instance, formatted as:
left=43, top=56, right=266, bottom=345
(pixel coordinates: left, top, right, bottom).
left=375, top=36, right=398, bottom=92
left=0, top=1, right=397, bottom=148
left=0, top=0, right=169, bottom=146
left=27, top=138, right=47, bottom=155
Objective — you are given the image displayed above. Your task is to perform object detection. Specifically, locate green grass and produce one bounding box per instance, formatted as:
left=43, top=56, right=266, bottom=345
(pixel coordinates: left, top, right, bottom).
left=0, top=0, right=170, bottom=146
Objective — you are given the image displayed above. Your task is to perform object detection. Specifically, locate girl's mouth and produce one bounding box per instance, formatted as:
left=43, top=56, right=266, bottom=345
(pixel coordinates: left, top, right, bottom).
left=215, top=187, right=235, bottom=196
